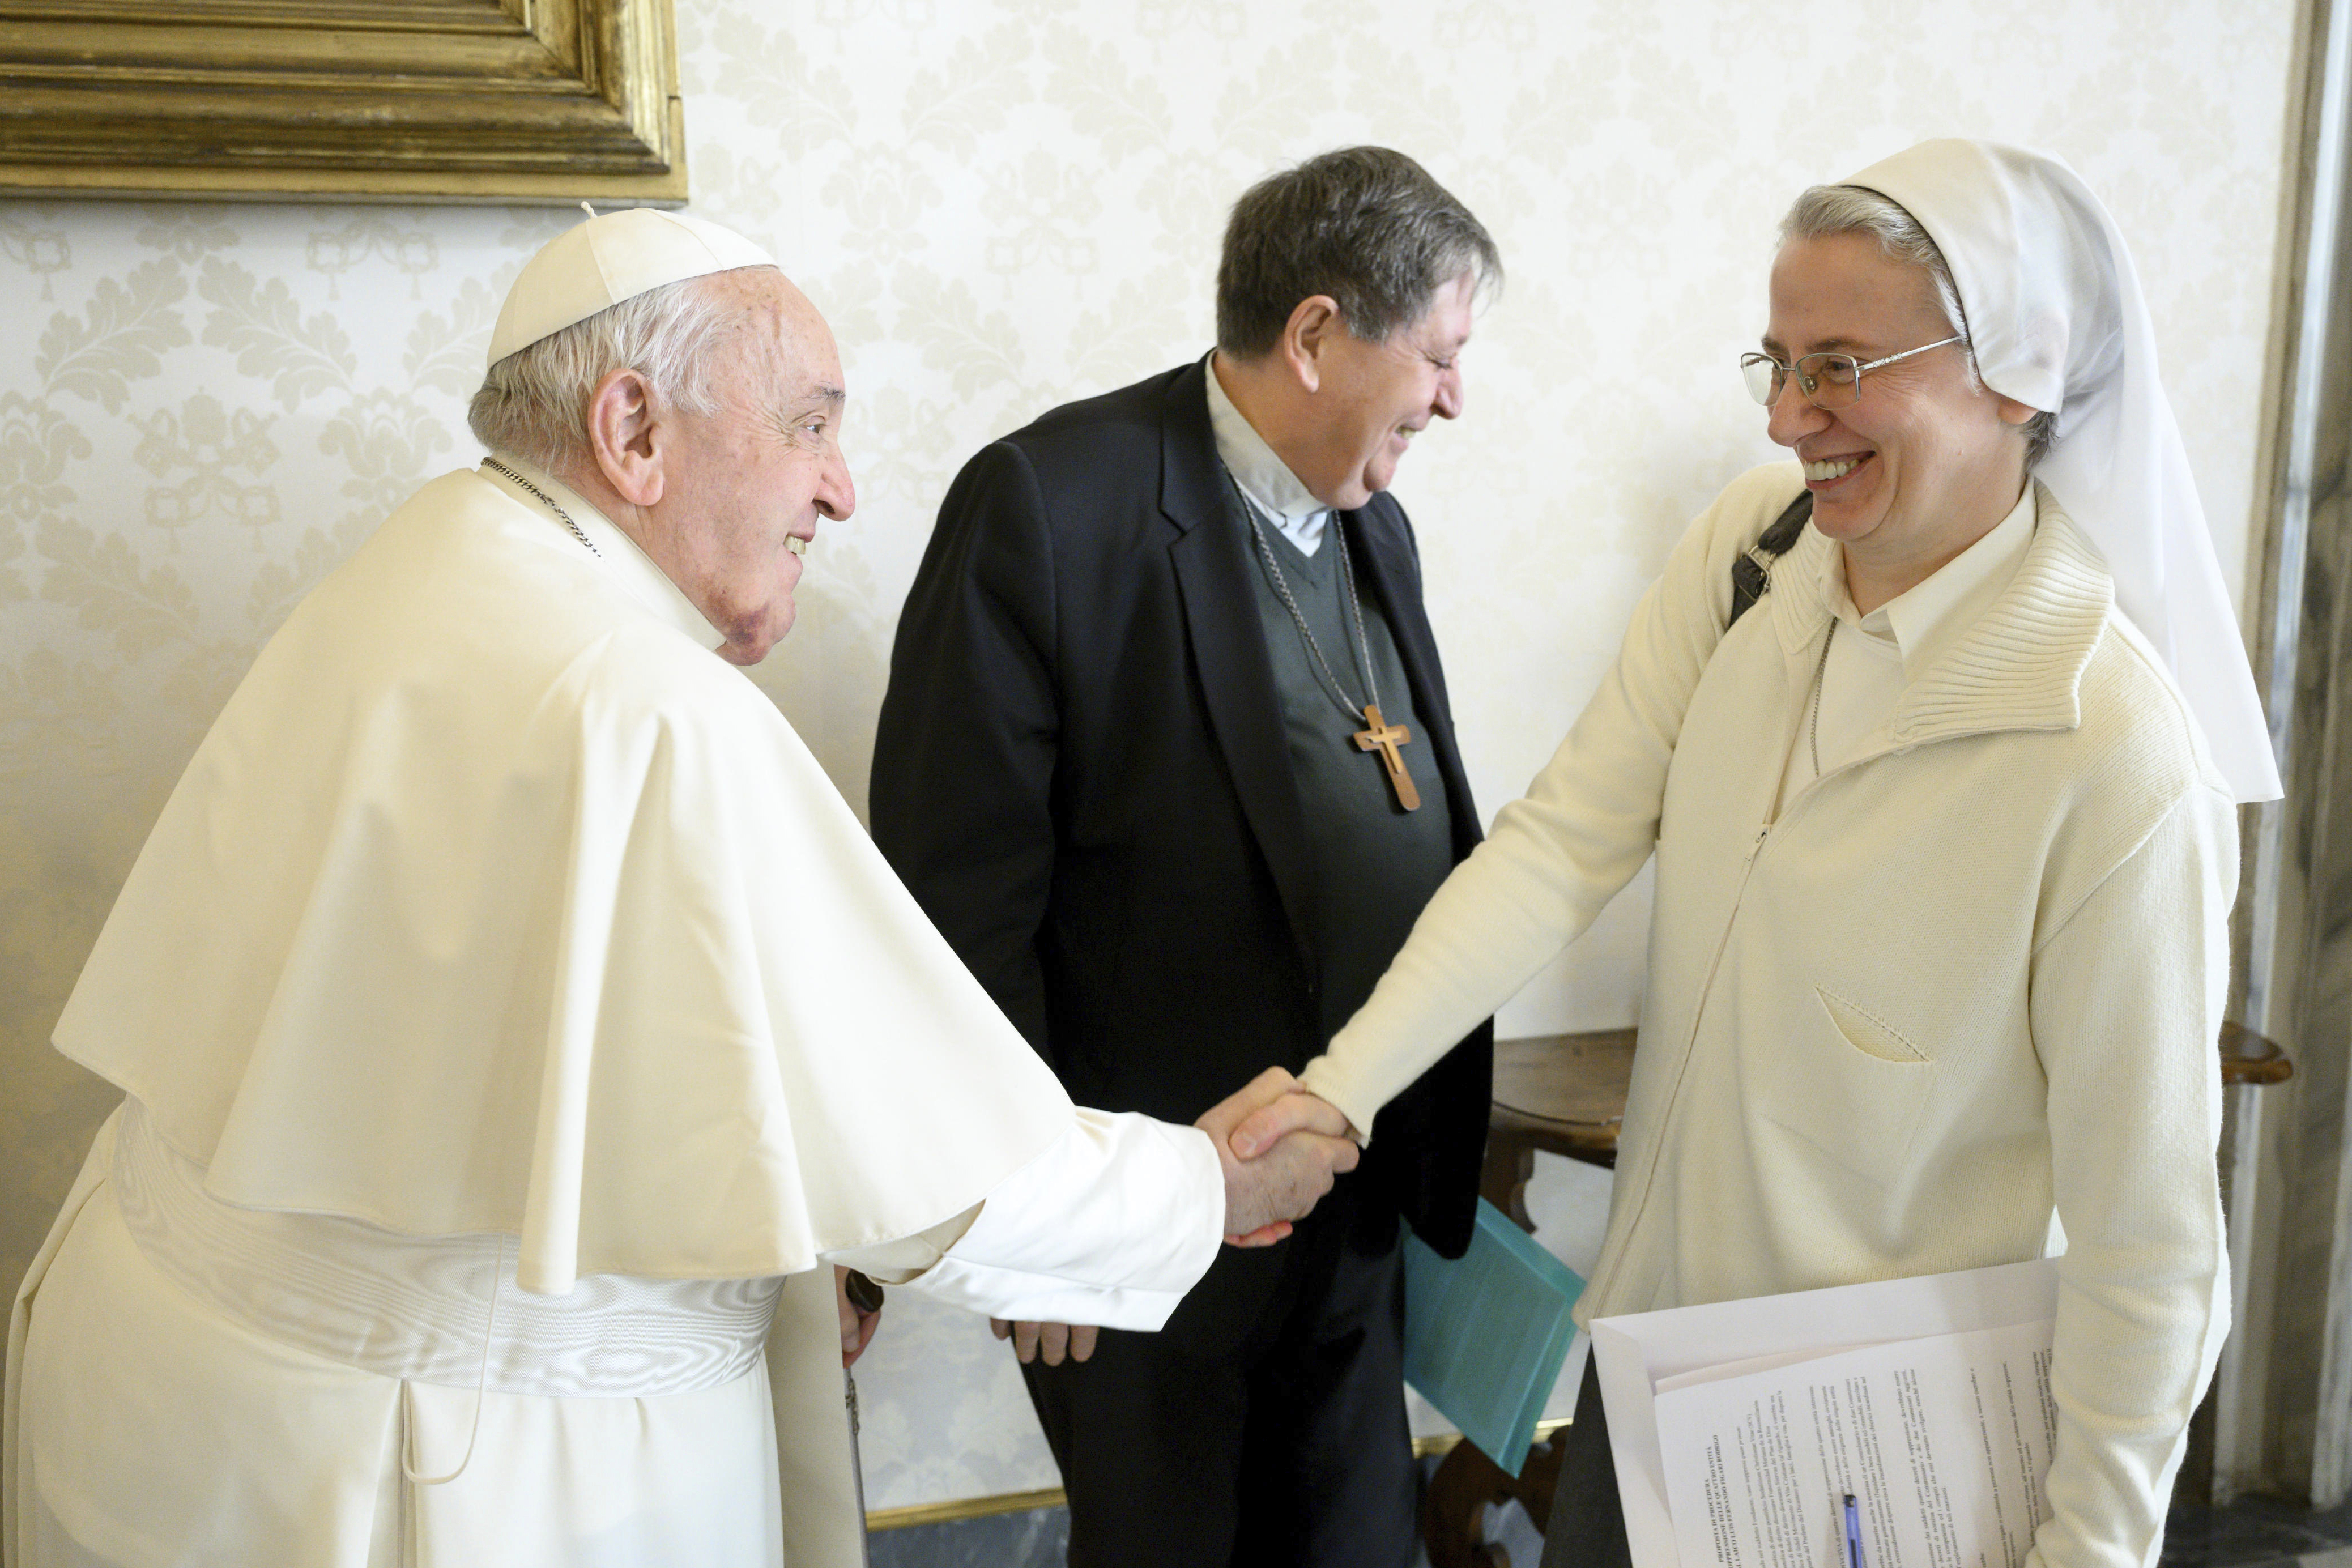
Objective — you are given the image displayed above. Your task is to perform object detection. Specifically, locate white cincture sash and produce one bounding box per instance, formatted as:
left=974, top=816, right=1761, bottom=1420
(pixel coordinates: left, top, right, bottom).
left=111, top=1099, right=781, bottom=1398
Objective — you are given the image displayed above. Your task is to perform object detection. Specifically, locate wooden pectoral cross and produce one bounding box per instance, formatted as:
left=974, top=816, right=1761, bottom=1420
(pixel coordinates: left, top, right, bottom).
left=1353, top=704, right=1422, bottom=811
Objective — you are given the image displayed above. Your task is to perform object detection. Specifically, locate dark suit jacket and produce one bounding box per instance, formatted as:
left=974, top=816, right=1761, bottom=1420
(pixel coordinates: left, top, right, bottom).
left=871, top=357, right=1493, bottom=1279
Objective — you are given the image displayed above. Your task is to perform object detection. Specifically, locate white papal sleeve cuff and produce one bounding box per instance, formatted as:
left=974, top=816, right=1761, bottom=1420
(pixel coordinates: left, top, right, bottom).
left=836, top=1110, right=1223, bottom=1331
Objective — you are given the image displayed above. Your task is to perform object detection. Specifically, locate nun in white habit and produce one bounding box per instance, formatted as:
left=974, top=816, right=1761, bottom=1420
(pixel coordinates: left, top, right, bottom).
left=1236, top=140, right=2279, bottom=1568
left=2, top=211, right=1360, bottom=1568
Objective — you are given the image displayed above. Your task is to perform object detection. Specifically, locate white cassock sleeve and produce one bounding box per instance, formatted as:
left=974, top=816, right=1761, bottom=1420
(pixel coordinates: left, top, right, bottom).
left=822, top=1110, right=1224, bottom=1330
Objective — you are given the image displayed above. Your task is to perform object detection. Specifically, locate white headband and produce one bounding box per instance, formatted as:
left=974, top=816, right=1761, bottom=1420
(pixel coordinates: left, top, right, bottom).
left=1843, top=139, right=2280, bottom=803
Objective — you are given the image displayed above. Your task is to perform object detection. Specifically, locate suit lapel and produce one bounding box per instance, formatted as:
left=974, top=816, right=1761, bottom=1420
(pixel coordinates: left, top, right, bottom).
left=1158, top=361, right=1322, bottom=977
left=1348, top=505, right=1483, bottom=857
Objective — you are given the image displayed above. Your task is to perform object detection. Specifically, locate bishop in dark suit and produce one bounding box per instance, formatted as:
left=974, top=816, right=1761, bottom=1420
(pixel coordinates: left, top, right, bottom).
left=870, top=146, right=1501, bottom=1568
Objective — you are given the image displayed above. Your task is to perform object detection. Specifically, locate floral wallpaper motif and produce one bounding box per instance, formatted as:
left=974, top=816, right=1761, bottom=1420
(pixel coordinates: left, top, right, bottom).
left=0, top=0, right=2296, bottom=1512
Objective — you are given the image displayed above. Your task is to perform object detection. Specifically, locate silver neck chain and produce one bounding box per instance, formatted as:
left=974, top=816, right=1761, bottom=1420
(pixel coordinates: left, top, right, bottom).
left=1232, top=478, right=1380, bottom=726
left=485, top=458, right=600, bottom=557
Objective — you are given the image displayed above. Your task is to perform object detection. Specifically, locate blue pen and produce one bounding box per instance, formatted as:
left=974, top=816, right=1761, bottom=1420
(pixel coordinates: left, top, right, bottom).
left=1843, top=1494, right=1866, bottom=1568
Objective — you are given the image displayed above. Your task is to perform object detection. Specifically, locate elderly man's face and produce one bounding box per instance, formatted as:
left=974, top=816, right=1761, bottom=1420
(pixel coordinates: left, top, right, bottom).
left=1296, top=272, right=1474, bottom=510
left=1763, top=233, right=2030, bottom=587
left=657, top=272, right=857, bottom=665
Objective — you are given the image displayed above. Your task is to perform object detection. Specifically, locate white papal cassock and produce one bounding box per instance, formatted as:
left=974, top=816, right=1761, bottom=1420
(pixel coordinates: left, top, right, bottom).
left=3, top=459, right=1226, bottom=1568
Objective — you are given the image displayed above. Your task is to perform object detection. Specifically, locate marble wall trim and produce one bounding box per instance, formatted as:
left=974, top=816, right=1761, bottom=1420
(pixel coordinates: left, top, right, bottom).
left=2228, top=0, right=2352, bottom=1505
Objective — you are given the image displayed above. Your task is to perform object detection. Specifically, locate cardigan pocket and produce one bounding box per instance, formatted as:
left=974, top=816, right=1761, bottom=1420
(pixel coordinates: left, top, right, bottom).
left=1813, top=987, right=1928, bottom=1063
left=1757, top=988, right=1933, bottom=1187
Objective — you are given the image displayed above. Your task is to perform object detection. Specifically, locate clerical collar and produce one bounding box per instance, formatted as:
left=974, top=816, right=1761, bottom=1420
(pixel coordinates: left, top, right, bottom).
left=477, top=455, right=728, bottom=654
left=1205, top=352, right=1333, bottom=555
left=1824, top=482, right=2039, bottom=684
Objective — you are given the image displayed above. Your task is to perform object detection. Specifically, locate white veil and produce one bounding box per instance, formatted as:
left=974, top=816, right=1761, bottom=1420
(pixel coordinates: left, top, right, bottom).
left=1844, top=139, right=2281, bottom=803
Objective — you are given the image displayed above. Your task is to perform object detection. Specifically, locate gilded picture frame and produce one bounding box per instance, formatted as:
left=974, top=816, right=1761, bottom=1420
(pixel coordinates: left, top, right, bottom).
left=0, top=0, right=687, bottom=206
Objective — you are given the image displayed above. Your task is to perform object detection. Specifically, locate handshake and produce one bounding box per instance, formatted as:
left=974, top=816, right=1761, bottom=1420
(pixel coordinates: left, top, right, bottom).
left=1200, top=1066, right=1364, bottom=1247
left=992, top=1067, right=1360, bottom=1366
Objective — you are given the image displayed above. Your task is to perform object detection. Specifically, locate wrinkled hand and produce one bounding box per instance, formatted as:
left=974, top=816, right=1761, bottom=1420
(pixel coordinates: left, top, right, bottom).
left=989, top=1318, right=1100, bottom=1365
left=834, top=1265, right=881, bottom=1369
left=1196, top=1067, right=1361, bottom=1247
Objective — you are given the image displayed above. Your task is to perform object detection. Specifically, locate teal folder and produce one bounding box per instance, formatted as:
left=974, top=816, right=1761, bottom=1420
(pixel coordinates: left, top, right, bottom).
left=1401, top=1198, right=1585, bottom=1478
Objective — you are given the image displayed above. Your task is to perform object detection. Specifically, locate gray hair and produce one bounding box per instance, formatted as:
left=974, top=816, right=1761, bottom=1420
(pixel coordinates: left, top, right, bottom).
left=1779, top=184, right=2056, bottom=468
left=467, top=271, right=754, bottom=472
left=1216, top=146, right=1502, bottom=358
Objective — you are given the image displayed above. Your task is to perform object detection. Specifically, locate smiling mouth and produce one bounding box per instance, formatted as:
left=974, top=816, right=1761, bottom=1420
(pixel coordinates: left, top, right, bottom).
left=785, top=535, right=810, bottom=557
left=1804, top=454, right=1869, bottom=484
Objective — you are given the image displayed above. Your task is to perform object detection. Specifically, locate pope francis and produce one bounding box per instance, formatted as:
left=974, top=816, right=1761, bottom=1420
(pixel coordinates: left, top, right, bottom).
left=1, top=210, right=1360, bottom=1568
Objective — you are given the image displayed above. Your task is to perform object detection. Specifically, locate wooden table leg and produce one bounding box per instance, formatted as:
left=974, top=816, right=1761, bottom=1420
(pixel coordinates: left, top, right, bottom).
left=1482, top=1130, right=1537, bottom=1232
left=1422, top=1431, right=1566, bottom=1568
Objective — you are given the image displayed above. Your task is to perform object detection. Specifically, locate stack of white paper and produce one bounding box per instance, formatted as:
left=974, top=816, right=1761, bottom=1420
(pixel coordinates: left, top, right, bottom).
left=1592, top=1260, right=2062, bottom=1568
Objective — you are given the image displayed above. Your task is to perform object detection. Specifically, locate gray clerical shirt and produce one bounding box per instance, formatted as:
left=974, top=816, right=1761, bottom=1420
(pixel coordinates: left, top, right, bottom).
left=1238, top=505, right=1458, bottom=1044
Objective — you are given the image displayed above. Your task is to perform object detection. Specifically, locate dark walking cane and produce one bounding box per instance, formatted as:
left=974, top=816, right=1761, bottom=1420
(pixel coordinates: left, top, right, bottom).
left=843, top=1271, right=887, bottom=1567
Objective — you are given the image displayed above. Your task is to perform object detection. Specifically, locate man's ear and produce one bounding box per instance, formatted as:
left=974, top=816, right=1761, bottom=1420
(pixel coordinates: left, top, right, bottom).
left=1279, top=296, right=1343, bottom=395
left=584, top=367, right=664, bottom=507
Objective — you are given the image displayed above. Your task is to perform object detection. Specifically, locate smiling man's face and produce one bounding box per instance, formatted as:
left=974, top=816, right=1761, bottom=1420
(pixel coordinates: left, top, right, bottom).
left=1290, top=272, right=1474, bottom=511
left=1763, top=232, right=2030, bottom=594
left=654, top=272, right=858, bottom=664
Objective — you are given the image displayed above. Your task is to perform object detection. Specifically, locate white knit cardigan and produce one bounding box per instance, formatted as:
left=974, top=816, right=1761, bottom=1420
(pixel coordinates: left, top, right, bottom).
left=1303, top=462, right=2235, bottom=1568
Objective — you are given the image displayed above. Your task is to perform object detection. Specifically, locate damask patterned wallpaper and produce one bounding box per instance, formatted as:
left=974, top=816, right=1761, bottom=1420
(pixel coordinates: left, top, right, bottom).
left=0, top=0, right=2295, bottom=1512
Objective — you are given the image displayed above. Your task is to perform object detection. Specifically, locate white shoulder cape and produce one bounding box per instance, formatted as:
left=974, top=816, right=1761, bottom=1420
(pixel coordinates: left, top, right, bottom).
left=54, top=468, right=1073, bottom=1294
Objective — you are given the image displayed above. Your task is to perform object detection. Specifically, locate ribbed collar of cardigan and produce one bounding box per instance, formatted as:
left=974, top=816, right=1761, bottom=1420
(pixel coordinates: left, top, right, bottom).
left=1826, top=485, right=2036, bottom=685
left=1769, top=478, right=2115, bottom=747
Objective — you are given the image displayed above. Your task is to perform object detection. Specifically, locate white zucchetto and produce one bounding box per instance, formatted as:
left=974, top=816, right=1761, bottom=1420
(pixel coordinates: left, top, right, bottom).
left=485, top=208, right=777, bottom=369
left=1843, top=139, right=2282, bottom=803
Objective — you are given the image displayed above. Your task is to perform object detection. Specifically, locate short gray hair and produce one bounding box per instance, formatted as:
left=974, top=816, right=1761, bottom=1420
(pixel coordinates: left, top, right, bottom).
left=467, top=271, right=753, bottom=472
left=1779, top=184, right=2056, bottom=468
left=1217, top=146, right=1501, bottom=358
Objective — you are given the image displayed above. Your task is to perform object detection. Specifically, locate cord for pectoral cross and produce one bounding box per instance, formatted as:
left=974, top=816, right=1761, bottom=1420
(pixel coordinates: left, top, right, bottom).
left=1231, top=475, right=1421, bottom=811
left=1233, top=488, right=1380, bottom=722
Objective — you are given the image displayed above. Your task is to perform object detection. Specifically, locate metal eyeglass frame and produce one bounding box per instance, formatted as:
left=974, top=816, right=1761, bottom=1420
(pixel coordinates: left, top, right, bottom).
left=1740, top=335, right=1966, bottom=410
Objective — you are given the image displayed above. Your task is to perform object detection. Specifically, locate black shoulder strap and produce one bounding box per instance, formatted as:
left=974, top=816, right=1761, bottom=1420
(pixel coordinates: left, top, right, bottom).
left=1726, top=490, right=1814, bottom=630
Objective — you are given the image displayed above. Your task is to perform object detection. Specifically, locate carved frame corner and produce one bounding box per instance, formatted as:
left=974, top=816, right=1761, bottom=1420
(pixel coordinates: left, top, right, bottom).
left=0, top=0, right=688, bottom=207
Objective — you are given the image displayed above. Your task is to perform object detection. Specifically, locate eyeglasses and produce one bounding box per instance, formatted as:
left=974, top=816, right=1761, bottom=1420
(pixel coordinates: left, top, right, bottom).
left=1739, top=335, right=1966, bottom=410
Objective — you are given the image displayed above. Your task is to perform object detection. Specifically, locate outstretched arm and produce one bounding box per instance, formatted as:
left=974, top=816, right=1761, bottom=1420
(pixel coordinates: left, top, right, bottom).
left=1293, top=467, right=1800, bottom=1139
left=981, top=1069, right=1358, bottom=1363
left=825, top=1072, right=1358, bottom=1341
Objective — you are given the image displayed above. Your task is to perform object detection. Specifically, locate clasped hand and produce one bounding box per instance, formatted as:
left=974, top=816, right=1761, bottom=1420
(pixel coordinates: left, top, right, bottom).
left=1201, top=1065, right=1361, bottom=1246
left=834, top=1265, right=881, bottom=1369
left=994, top=1067, right=1361, bottom=1365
